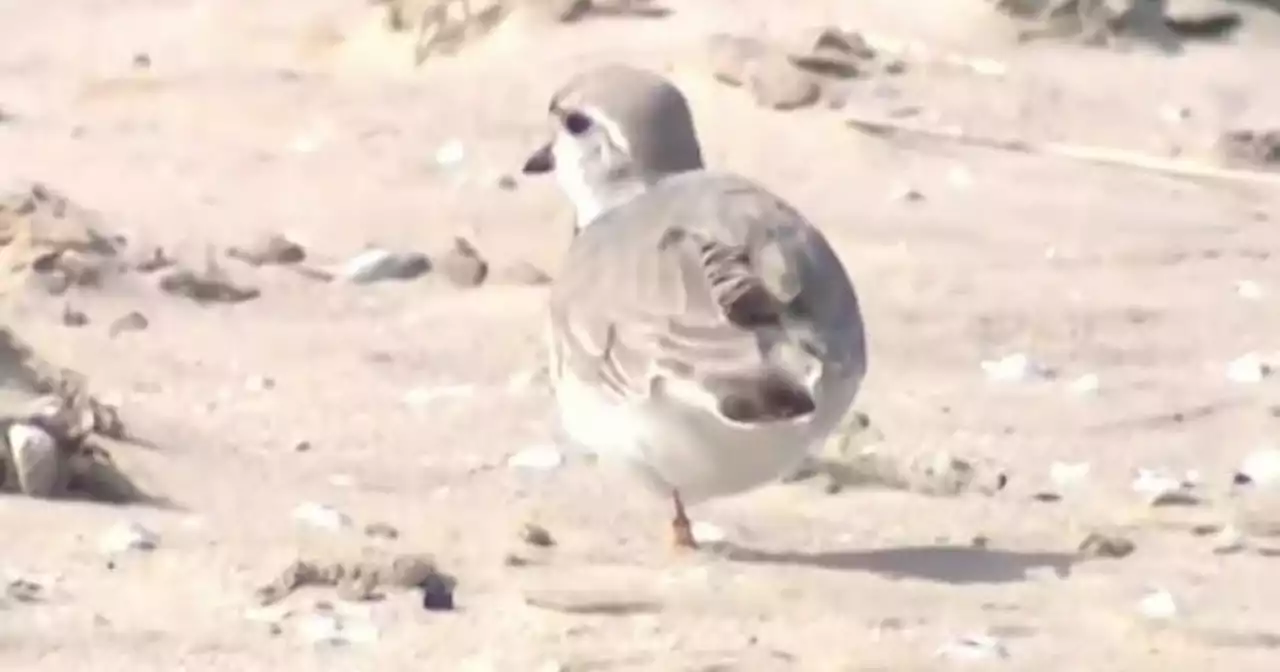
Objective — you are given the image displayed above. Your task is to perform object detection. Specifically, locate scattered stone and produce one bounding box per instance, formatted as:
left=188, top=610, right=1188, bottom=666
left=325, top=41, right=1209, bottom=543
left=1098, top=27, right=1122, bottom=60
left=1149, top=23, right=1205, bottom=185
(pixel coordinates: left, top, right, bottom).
left=496, top=261, right=552, bottom=286
left=889, top=183, right=924, bottom=202
left=506, top=445, right=564, bottom=471
left=61, top=303, right=88, bottom=327
left=1236, top=280, right=1264, bottom=300
left=364, top=521, right=400, bottom=540
left=107, top=311, right=148, bottom=338
left=403, top=383, right=477, bottom=407
left=436, top=237, right=489, bottom=288
left=130, top=245, right=175, bottom=273
left=434, top=139, right=466, bottom=167
left=1226, top=353, right=1271, bottom=383
left=520, top=522, right=555, bottom=548
left=690, top=520, right=728, bottom=545
left=5, top=576, right=44, bottom=603
left=0, top=181, right=126, bottom=296
left=935, top=634, right=1009, bottom=662
left=6, top=422, right=61, bottom=497
left=255, top=553, right=448, bottom=606
left=789, top=27, right=874, bottom=79
left=1210, top=525, right=1247, bottom=555
left=292, top=440, right=313, bottom=453
left=420, top=571, right=456, bottom=611
left=1077, top=531, right=1135, bottom=559
left=1236, top=448, right=1280, bottom=488
left=1067, top=373, right=1100, bottom=395
left=496, top=174, right=518, bottom=191
left=98, top=521, right=159, bottom=554
left=291, top=502, right=351, bottom=531
left=338, top=248, right=431, bottom=284
left=706, top=34, right=819, bottom=111
left=158, top=256, right=260, bottom=304
left=1218, top=127, right=1280, bottom=169
left=1132, top=468, right=1198, bottom=506
left=131, top=52, right=151, bottom=69
left=245, top=375, right=275, bottom=392
left=226, top=234, right=306, bottom=267
left=981, top=352, right=1053, bottom=382
left=1138, top=588, right=1179, bottom=622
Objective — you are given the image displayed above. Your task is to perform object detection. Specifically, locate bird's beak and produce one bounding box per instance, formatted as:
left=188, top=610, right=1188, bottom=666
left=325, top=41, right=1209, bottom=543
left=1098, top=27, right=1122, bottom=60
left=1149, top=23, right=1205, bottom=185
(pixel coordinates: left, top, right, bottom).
left=522, top=142, right=554, bottom=175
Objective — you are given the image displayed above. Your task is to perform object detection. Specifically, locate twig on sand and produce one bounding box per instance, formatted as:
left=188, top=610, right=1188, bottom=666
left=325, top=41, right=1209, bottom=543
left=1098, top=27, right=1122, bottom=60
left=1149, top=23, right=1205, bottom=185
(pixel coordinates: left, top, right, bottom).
left=845, top=113, right=1280, bottom=187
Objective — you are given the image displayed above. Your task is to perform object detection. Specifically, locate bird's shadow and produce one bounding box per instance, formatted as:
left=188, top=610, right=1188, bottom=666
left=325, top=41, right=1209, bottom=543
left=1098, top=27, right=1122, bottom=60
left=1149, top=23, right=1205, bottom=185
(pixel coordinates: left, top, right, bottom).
left=724, top=543, right=1075, bottom=584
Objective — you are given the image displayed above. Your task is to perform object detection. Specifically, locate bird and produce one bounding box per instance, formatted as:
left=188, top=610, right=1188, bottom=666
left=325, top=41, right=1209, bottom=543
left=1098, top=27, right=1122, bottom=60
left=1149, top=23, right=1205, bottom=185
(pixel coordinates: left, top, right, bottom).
left=521, top=64, right=867, bottom=549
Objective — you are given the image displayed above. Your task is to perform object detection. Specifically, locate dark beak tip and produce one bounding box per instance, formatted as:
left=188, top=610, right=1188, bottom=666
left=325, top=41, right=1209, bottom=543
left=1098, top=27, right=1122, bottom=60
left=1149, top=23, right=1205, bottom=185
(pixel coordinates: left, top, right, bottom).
left=522, top=144, right=554, bottom=175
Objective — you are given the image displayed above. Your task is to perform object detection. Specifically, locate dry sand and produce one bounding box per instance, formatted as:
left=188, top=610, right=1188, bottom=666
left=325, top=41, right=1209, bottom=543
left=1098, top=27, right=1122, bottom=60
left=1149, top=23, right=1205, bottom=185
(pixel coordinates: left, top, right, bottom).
left=2, top=0, right=1280, bottom=669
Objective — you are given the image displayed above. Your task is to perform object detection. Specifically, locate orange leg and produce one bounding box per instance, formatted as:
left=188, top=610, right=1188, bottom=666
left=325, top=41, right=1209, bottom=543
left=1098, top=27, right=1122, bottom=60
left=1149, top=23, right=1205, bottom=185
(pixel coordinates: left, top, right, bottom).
left=670, top=490, right=699, bottom=550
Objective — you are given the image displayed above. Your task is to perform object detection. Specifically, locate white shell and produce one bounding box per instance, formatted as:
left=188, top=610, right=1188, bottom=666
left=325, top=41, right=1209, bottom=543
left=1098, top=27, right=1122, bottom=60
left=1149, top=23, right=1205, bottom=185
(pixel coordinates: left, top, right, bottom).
left=7, top=422, right=62, bottom=497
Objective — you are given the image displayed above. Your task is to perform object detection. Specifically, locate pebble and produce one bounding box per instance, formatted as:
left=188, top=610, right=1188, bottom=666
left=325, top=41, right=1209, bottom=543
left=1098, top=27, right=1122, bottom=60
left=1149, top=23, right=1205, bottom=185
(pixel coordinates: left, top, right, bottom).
left=434, top=139, right=466, bottom=167
left=1210, top=525, right=1246, bottom=555
left=7, top=422, right=61, bottom=496
left=61, top=303, right=88, bottom=327
left=1236, top=448, right=1280, bottom=487
left=338, top=248, right=431, bottom=284
left=1132, top=468, right=1198, bottom=506
left=1067, top=373, right=1100, bottom=395
left=226, top=234, right=306, bottom=267
left=1077, top=531, right=1135, bottom=559
left=98, top=521, right=160, bottom=555
left=291, top=502, right=351, bottom=531
left=496, top=261, right=552, bottom=285
left=364, top=521, right=400, bottom=540
left=747, top=53, right=821, bottom=111
left=107, top=311, right=149, bottom=338
left=506, top=445, right=564, bottom=471
left=981, top=353, right=1052, bottom=382
left=436, top=237, right=489, bottom=288
left=520, top=523, right=556, bottom=548
left=690, top=520, right=728, bottom=545
left=1236, top=280, right=1264, bottom=299
left=1226, top=353, right=1271, bottom=383
left=158, top=267, right=260, bottom=304
left=1138, top=588, right=1179, bottom=622
left=420, top=572, right=456, bottom=611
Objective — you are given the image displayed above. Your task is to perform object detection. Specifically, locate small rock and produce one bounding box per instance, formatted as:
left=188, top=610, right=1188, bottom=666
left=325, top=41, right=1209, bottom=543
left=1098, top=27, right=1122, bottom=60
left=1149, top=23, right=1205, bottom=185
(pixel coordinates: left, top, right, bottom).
left=291, top=502, right=351, bottom=531
left=61, top=303, right=88, bottom=327
left=1077, top=531, right=1136, bottom=559
left=981, top=352, right=1053, bottom=382
left=1132, top=468, right=1198, bottom=506
left=1067, top=373, right=1100, bottom=395
left=7, top=422, right=61, bottom=497
left=364, top=522, right=400, bottom=540
left=1138, top=588, right=1179, bottom=622
left=436, top=238, right=489, bottom=288
left=1217, top=127, right=1280, bottom=168
left=338, top=248, right=431, bottom=284
left=98, top=521, right=159, bottom=554
left=107, top=311, right=148, bottom=337
left=226, top=234, right=306, bottom=267
left=520, top=523, right=556, bottom=548
left=747, top=53, right=821, bottom=111
left=1236, top=448, right=1280, bottom=487
left=789, top=27, right=873, bottom=79
left=690, top=520, right=728, bottom=545
left=1236, top=280, right=1264, bottom=299
left=420, top=573, right=455, bottom=611
left=245, top=375, right=275, bottom=392
left=889, top=183, right=924, bottom=202
left=506, top=445, right=563, bottom=471
left=1210, top=525, right=1247, bottom=555
left=131, top=52, right=151, bottom=69
left=434, top=139, right=466, bottom=167
left=131, top=246, right=175, bottom=273
left=5, top=577, right=44, bottom=603
left=292, top=440, right=313, bottom=453
left=1226, top=353, right=1271, bottom=383
left=159, top=266, right=259, bottom=304
left=496, top=174, right=518, bottom=191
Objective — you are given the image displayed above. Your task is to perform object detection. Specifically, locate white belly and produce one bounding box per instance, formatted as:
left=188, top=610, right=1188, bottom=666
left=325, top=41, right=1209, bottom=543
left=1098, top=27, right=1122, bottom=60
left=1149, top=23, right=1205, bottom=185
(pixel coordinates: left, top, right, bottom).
left=552, top=368, right=860, bottom=505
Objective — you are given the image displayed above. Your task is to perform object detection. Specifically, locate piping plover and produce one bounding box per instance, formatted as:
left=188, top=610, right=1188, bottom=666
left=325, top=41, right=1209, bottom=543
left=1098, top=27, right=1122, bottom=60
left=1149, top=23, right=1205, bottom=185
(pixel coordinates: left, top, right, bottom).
left=522, top=65, right=867, bottom=549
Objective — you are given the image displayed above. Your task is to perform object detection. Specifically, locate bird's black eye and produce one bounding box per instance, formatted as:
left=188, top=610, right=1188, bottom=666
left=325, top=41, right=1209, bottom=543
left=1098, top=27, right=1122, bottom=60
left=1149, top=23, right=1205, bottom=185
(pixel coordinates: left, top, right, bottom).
left=562, top=110, right=593, bottom=136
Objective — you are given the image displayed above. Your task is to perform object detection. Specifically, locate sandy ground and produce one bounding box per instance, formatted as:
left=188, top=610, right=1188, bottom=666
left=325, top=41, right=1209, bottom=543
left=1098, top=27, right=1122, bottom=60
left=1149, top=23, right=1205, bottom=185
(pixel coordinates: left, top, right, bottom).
left=3, top=0, right=1280, bottom=669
